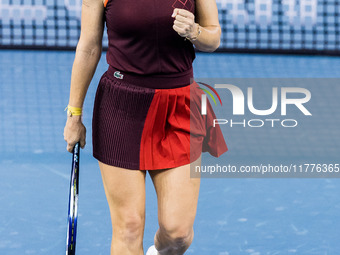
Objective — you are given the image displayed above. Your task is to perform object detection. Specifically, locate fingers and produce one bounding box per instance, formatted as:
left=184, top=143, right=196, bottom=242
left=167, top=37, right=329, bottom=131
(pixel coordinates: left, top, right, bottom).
left=171, top=8, right=180, bottom=18
left=172, top=26, right=185, bottom=37
left=172, top=8, right=195, bottom=38
left=67, top=142, right=76, bottom=153
left=172, top=8, right=194, bottom=20
left=64, top=123, right=86, bottom=153
left=173, top=22, right=194, bottom=38
left=64, top=129, right=73, bottom=153
left=174, top=18, right=191, bottom=28
left=66, top=139, right=85, bottom=153
left=80, top=127, right=86, bottom=149
left=80, top=139, right=86, bottom=149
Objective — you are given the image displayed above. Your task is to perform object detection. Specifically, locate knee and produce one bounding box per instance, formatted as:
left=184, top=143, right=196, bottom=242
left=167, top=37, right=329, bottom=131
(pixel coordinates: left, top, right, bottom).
left=114, top=213, right=144, bottom=244
left=158, top=222, right=194, bottom=248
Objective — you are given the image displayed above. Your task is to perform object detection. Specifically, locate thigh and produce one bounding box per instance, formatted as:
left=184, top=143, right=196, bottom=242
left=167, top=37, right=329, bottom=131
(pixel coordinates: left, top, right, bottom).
left=149, top=155, right=202, bottom=230
left=99, top=161, right=146, bottom=226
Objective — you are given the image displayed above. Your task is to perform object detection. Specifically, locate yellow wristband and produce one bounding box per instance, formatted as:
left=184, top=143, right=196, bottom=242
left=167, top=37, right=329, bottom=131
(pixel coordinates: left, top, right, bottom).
left=65, top=105, right=82, bottom=117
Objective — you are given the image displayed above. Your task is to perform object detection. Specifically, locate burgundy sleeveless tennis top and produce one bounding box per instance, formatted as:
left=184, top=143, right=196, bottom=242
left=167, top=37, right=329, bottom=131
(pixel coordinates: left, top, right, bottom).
left=104, top=0, right=196, bottom=87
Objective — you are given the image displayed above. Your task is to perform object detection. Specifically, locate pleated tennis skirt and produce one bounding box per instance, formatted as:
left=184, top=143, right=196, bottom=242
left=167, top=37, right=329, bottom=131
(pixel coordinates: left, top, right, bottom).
left=92, top=66, right=228, bottom=170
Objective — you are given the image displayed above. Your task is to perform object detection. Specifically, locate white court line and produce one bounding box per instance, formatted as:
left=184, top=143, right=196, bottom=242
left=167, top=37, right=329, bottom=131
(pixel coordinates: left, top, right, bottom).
left=41, top=165, right=69, bottom=180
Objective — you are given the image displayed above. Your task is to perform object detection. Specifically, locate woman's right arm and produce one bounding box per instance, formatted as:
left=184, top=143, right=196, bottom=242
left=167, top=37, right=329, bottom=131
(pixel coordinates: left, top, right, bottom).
left=64, top=0, right=105, bottom=153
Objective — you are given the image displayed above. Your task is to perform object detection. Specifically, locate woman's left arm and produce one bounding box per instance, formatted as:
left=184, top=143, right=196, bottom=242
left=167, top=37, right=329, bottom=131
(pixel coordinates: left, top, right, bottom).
left=172, top=0, right=221, bottom=52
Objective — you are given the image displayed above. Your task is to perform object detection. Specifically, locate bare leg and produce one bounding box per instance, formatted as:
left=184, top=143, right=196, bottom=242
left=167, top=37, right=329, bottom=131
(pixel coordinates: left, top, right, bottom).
left=148, top=155, right=202, bottom=255
left=98, top=161, right=146, bottom=255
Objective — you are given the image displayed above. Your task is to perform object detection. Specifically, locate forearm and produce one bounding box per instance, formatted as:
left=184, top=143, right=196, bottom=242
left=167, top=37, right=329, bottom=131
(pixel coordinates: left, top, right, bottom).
left=190, top=24, right=221, bottom=52
left=68, top=42, right=102, bottom=108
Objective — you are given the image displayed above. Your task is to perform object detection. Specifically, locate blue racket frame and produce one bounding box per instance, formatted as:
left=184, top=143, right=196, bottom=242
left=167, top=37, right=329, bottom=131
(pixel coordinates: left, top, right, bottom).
left=66, top=142, right=80, bottom=255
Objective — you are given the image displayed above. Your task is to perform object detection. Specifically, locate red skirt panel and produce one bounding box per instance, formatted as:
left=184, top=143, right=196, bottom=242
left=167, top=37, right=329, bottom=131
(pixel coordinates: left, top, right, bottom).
left=92, top=68, right=228, bottom=170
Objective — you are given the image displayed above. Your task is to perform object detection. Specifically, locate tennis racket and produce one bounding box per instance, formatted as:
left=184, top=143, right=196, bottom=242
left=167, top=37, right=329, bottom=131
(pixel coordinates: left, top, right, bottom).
left=66, top=142, right=80, bottom=255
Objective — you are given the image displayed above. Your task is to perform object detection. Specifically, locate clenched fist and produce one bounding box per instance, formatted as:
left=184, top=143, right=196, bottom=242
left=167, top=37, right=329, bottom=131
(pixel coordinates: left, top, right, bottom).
left=172, top=8, right=199, bottom=41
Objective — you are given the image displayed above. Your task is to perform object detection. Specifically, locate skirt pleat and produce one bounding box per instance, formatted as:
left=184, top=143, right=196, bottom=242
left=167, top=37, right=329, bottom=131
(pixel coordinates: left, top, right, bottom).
left=92, top=71, right=228, bottom=170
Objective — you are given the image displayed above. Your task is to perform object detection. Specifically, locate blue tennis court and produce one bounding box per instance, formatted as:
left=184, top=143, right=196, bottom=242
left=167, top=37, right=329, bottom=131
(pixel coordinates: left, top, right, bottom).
left=1, top=50, right=340, bottom=255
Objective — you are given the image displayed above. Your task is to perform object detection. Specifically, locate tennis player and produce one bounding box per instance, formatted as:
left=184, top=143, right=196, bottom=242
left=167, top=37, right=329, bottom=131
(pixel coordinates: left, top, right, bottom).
left=63, top=0, right=228, bottom=254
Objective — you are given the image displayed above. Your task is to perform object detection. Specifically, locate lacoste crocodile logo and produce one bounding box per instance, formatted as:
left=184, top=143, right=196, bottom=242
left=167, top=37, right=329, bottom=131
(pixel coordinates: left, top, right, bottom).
left=114, top=71, right=124, bottom=79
